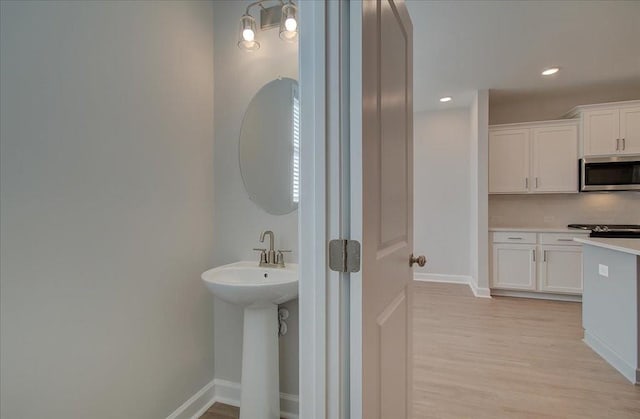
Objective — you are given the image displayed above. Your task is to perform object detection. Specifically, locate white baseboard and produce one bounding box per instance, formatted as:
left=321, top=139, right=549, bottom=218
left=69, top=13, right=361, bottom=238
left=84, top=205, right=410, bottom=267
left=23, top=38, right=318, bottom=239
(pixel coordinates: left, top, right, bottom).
left=211, top=379, right=241, bottom=409
left=166, top=379, right=217, bottom=419
left=212, top=379, right=299, bottom=419
left=414, top=273, right=491, bottom=298
left=167, top=378, right=299, bottom=419
left=491, top=289, right=582, bottom=302
left=584, top=332, right=638, bottom=384
left=414, top=272, right=470, bottom=284
left=468, top=278, right=491, bottom=298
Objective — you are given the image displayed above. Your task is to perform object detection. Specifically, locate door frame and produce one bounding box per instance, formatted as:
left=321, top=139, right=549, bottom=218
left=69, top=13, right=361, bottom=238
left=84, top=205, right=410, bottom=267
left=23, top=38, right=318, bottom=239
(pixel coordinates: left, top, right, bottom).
left=298, top=1, right=350, bottom=418
left=348, top=1, right=363, bottom=417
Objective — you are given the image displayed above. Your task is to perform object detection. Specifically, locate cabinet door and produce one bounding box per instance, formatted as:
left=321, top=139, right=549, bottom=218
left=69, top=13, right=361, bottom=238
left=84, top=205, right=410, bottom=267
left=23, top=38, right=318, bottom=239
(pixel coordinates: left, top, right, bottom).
left=538, top=246, right=582, bottom=294
left=619, top=106, right=640, bottom=154
left=491, top=244, right=537, bottom=290
left=489, top=129, right=530, bottom=193
left=583, top=109, right=619, bottom=156
left=531, top=124, right=578, bottom=193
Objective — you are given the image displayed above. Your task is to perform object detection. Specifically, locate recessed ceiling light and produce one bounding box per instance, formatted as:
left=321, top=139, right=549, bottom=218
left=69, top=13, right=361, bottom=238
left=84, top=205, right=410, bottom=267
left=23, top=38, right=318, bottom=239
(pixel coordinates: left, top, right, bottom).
left=440, top=96, right=452, bottom=103
left=541, top=67, right=560, bottom=76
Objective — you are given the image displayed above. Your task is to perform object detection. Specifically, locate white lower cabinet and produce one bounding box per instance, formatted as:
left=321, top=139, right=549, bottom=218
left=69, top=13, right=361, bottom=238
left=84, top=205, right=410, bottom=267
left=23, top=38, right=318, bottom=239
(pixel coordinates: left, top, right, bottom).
left=491, top=231, right=587, bottom=296
left=538, top=245, right=583, bottom=294
left=492, top=244, right=537, bottom=291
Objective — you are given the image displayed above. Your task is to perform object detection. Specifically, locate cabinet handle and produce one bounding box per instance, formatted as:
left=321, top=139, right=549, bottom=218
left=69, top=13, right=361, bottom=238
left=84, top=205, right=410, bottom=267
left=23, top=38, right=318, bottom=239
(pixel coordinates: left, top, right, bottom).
left=508, top=237, right=523, bottom=240
left=623, top=138, right=626, bottom=150
left=557, top=238, right=573, bottom=242
left=535, top=177, right=539, bottom=188
left=543, top=250, right=547, bottom=262
left=525, top=178, right=529, bottom=189
left=616, top=138, right=620, bottom=151
left=532, top=249, right=536, bottom=262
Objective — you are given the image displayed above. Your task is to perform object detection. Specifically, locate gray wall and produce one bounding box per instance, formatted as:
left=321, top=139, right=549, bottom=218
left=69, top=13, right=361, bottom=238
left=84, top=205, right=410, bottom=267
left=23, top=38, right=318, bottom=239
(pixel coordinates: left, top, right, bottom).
left=414, top=108, right=471, bottom=276
left=489, top=81, right=640, bottom=125
left=0, top=2, right=215, bottom=418
left=211, top=1, right=299, bottom=395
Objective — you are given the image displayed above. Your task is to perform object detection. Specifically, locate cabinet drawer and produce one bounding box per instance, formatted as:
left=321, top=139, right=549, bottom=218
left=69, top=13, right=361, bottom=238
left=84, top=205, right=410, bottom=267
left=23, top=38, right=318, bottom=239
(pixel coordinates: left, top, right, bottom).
left=492, top=232, right=537, bottom=244
left=539, top=233, right=587, bottom=246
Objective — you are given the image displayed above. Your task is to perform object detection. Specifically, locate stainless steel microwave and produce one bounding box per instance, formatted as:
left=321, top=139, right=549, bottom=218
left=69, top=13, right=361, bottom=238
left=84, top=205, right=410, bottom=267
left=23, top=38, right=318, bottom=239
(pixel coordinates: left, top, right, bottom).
left=580, top=156, right=640, bottom=191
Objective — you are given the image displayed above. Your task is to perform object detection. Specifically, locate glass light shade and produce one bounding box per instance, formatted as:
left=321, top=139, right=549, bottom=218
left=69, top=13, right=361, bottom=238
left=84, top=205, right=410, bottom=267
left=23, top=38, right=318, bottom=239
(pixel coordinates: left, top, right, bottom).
left=279, top=3, right=298, bottom=42
left=238, top=14, right=260, bottom=51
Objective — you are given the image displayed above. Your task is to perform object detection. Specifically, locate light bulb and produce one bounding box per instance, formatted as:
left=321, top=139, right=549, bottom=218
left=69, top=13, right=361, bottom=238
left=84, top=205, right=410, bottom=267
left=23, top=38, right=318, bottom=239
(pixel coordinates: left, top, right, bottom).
left=541, top=67, right=559, bottom=76
left=279, top=3, right=298, bottom=42
left=284, top=17, right=297, bottom=32
left=242, top=28, right=255, bottom=42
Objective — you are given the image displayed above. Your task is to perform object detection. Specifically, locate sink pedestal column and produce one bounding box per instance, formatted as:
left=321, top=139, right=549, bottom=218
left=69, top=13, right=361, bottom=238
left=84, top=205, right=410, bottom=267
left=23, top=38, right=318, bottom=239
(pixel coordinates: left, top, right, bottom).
left=240, top=304, right=280, bottom=419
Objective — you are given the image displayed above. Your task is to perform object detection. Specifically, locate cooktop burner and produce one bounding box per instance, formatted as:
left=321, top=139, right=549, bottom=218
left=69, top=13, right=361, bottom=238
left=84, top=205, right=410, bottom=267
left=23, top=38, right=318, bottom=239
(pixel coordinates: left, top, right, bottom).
left=568, top=224, right=640, bottom=238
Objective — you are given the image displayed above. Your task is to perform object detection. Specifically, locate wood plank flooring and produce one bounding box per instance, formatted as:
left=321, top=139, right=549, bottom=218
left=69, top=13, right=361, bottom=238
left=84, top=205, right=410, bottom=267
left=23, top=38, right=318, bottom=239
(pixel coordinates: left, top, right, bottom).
left=200, top=402, right=285, bottom=419
left=199, top=402, right=239, bottom=419
left=413, top=282, right=640, bottom=418
left=203, top=281, right=640, bottom=418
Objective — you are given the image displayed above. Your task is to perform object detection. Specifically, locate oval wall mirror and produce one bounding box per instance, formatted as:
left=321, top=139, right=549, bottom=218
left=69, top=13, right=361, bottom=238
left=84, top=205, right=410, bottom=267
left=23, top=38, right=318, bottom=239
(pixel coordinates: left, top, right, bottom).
left=239, top=78, right=299, bottom=215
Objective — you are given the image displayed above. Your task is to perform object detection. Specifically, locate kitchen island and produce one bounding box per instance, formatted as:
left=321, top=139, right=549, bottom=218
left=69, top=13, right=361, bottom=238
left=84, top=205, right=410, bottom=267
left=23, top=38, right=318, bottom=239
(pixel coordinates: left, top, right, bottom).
left=574, top=237, right=640, bottom=384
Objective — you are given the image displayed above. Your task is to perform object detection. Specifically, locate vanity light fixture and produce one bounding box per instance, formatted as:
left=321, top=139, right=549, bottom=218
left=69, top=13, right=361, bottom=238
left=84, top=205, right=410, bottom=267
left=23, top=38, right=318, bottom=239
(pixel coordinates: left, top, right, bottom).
left=238, top=0, right=298, bottom=51
left=541, top=67, right=560, bottom=76
left=238, top=14, right=260, bottom=51
left=439, top=96, right=452, bottom=103
left=279, top=2, right=298, bottom=42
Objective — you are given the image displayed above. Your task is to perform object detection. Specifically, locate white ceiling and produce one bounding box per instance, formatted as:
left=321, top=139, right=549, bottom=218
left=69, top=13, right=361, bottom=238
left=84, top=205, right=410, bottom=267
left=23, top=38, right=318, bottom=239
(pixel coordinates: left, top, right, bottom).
left=406, top=0, right=640, bottom=112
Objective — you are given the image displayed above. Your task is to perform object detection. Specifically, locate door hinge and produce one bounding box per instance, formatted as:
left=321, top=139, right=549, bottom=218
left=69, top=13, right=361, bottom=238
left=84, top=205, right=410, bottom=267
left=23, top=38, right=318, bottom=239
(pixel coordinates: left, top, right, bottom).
left=329, top=239, right=361, bottom=273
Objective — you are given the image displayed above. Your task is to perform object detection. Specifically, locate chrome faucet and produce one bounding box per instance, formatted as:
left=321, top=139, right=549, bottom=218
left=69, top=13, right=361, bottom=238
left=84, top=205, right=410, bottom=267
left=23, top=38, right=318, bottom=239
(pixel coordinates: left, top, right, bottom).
left=260, top=230, right=276, bottom=265
left=253, top=230, right=291, bottom=268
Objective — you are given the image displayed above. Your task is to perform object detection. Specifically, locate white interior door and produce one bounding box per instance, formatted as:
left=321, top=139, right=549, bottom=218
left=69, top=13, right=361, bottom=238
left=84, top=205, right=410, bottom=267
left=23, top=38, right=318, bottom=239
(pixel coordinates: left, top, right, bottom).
left=351, top=1, right=414, bottom=418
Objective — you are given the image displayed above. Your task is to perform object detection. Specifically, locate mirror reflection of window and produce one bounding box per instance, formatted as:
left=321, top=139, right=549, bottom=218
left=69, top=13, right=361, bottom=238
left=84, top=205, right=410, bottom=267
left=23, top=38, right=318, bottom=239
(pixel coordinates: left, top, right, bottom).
left=292, top=87, right=300, bottom=204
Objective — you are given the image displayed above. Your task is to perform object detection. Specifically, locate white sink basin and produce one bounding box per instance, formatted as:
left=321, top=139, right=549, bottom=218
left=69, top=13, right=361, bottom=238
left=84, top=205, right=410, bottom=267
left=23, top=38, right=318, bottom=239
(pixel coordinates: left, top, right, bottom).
left=201, top=261, right=298, bottom=307
left=201, top=261, right=298, bottom=419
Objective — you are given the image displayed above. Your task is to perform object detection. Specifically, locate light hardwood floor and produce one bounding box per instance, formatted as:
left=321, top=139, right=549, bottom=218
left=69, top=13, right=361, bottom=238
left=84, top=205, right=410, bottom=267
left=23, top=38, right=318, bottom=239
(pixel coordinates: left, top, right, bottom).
left=413, top=281, right=640, bottom=418
left=203, top=281, right=640, bottom=418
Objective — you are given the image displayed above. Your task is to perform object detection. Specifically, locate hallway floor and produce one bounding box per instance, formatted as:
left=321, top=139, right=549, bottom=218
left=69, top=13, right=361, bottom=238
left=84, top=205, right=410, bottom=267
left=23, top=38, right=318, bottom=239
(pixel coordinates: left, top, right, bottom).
left=413, top=281, right=640, bottom=418
left=203, top=281, right=640, bottom=418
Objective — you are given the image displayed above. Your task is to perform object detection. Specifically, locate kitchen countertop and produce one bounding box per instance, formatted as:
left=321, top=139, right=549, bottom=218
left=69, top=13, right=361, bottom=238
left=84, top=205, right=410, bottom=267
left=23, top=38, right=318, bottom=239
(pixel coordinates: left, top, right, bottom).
left=489, top=227, right=591, bottom=233
left=574, top=237, right=640, bottom=256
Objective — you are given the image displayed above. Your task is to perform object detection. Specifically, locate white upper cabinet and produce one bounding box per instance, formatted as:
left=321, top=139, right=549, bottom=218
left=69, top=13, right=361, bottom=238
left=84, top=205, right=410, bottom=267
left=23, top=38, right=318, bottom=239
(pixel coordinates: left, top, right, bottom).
left=531, top=124, right=578, bottom=193
left=583, top=109, right=619, bottom=156
left=619, top=106, right=640, bottom=154
left=489, top=121, right=578, bottom=194
left=570, top=101, right=640, bottom=156
left=489, top=128, right=530, bottom=193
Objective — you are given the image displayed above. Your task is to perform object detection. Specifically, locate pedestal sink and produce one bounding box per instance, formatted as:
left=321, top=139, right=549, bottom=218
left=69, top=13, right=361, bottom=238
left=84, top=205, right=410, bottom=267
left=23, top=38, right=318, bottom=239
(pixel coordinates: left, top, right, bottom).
left=201, top=261, right=298, bottom=419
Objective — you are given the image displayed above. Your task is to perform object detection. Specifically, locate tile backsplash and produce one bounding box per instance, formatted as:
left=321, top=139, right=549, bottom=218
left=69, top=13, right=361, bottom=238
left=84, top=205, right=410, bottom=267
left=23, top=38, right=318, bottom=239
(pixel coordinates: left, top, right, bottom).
left=489, top=192, right=640, bottom=228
